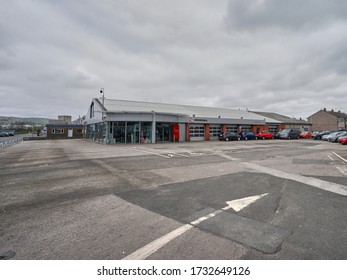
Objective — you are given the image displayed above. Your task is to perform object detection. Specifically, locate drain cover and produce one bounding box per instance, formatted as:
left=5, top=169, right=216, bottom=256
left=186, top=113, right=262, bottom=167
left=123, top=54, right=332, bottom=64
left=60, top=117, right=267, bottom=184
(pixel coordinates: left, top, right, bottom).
left=0, top=251, right=16, bottom=260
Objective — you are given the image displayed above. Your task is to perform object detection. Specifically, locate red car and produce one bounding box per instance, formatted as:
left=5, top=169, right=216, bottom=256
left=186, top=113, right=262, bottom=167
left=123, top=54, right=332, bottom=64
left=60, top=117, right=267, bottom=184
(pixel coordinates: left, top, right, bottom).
left=299, top=132, right=313, bottom=139
left=257, top=131, right=275, bottom=140
left=338, top=136, right=347, bottom=145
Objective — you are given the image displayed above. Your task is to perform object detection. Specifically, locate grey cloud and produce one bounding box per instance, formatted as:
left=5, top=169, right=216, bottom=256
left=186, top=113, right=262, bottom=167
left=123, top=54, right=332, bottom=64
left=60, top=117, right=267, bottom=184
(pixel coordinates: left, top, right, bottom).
left=1, top=0, right=347, bottom=119
left=225, top=0, right=347, bottom=31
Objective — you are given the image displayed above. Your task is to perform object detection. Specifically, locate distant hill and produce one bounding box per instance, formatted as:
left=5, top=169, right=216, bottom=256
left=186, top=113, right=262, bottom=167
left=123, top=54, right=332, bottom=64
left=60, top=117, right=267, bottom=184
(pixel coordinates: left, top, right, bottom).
left=0, top=116, right=54, bottom=126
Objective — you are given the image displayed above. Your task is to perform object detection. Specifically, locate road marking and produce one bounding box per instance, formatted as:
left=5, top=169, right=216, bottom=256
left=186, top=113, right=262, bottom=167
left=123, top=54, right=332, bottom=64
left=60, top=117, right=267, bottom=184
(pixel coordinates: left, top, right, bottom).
left=224, top=193, right=269, bottom=212
left=122, top=224, right=193, bottom=260
left=332, top=152, right=347, bottom=163
left=190, top=210, right=223, bottom=225
left=336, top=166, right=347, bottom=175
left=217, top=153, right=240, bottom=161
left=125, top=147, right=171, bottom=159
left=122, top=193, right=268, bottom=260
left=328, top=154, right=334, bottom=161
left=126, top=147, right=190, bottom=159
left=243, top=162, right=347, bottom=196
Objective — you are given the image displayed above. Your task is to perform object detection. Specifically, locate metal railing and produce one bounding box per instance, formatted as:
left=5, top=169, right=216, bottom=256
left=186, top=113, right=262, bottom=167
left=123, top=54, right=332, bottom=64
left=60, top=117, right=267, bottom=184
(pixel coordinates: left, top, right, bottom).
left=0, top=138, right=22, bottom=149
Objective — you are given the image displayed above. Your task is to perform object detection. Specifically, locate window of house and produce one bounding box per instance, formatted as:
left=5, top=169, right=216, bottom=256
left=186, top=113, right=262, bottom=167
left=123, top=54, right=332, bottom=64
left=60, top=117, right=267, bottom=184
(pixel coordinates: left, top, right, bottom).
left=52, top=128, right=64, bottom=134
left=77, top=128, right=83, bottom=134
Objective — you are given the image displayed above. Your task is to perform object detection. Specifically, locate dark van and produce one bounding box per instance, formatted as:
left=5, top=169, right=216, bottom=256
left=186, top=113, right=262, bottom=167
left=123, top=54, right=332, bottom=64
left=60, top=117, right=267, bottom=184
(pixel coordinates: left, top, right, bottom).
left=278, top=129, right=301, bottom=139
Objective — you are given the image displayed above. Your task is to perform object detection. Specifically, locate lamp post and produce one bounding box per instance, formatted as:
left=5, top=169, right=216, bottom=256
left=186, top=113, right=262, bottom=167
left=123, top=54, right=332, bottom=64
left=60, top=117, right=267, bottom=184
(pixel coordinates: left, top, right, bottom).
left=100, top=88, right=105, bottom=105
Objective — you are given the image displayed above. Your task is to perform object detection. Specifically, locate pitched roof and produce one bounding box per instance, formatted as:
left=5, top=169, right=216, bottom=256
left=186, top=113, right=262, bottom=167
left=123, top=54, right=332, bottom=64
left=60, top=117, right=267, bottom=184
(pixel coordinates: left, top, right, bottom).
left=252, top=111, right=310, bottom=125
left=307, top=109, right=347, bottom=119
left=99, top=98, right=282, bottom=123
left=327, top=110, right=347, bottom=118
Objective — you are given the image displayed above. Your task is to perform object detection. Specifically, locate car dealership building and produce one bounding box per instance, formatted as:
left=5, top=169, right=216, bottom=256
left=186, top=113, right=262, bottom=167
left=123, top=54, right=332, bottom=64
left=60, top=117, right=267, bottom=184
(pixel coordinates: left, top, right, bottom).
left=84, top=98, right=285, bottom=144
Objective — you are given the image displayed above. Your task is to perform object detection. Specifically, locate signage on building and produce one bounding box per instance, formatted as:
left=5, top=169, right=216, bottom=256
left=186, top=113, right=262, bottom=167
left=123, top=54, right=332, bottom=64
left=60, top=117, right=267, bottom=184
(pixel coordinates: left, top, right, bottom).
left=189, top=117, right=208, bottom=122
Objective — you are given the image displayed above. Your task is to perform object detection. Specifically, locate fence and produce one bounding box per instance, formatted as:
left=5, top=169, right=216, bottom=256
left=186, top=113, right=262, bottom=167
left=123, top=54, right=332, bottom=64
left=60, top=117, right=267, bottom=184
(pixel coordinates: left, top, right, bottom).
left=0, top=138, right=22, bottom=149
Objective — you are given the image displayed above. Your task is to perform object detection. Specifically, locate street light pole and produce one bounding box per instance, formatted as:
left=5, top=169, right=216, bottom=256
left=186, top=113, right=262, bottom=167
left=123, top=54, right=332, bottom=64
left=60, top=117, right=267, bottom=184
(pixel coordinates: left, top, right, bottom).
left=100, top=88, right=105, bottom=105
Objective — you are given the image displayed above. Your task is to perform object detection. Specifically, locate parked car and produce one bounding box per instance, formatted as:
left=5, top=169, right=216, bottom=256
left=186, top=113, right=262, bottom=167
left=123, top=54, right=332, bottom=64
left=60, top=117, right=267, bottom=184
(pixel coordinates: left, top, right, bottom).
left=328, top=131, right=347, bottom=142
left=0, top=131, right=9, bottom=137
left=257, top=131, right=274, bottom=140
left=6, top=130, right=15, bottom=136
left=321, top=134, right=331, bottom=141
left=314, top=130, right=337, bottom=140
left=312, top=131, right=320, bottom=138
left=338, top=135, right=347, bottom=145
left=240, top=132, right=257, bottom=140
left=219, top=132, right=241, bottom=141
left=278, top=129, right=301, bottom=139
left=299, top=132, right=312, bottom=139
left=274, top=130, right=284, bottom=139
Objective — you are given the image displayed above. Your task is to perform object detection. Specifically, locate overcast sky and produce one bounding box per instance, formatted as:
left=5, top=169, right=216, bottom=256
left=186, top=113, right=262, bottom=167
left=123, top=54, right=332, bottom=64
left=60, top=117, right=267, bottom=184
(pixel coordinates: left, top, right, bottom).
left=1, top=0, right=347, bottom=120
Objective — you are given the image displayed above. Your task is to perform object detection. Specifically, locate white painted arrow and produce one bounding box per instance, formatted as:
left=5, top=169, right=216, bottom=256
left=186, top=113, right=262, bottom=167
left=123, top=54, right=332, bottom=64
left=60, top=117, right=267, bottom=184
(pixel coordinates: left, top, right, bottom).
left=123, top=193, right=269, bottom=260
left=223, top=193, right=268, bottom=212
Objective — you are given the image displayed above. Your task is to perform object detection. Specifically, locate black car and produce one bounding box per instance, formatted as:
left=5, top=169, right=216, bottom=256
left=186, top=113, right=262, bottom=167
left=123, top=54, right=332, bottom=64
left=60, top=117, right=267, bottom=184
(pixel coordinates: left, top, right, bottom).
left=278, top=129, right=301, bottom=139
left=219, top=132, right=241, bottom=141
left=239, top=132, right=257, bottom=140
left=4, top=130, right=15, bottom=136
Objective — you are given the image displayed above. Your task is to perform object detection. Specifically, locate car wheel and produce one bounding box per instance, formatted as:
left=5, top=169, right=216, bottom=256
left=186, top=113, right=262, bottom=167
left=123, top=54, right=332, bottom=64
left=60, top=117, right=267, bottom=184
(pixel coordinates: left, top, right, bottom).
left=237, top=137, right=240, bottom=141
left=245, top=137, right=248, bottom=140
left=255, top=137, right=258, bottom=140
left=272, top=136, right=274, bottom=139
left=263, top=137, right=265, bottom=140
left=226, top=138, right=229, bottom=141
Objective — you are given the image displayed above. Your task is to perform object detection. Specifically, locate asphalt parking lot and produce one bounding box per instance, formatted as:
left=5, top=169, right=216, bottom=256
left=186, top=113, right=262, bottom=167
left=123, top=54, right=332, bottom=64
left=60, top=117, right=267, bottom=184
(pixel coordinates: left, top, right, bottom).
left=0, top=139, right=346, bottom=260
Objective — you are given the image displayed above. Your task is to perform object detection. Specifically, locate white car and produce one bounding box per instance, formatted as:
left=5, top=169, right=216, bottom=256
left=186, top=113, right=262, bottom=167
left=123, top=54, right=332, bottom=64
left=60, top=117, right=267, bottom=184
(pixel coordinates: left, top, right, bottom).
left=321, top=134, right=331, bottom=141
left=327, top=131, right=346, bottom=142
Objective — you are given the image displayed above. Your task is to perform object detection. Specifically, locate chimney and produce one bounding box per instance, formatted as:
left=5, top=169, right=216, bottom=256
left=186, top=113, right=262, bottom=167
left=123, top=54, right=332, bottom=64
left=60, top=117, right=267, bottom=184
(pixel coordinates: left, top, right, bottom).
left=323, top=108, right=326, bottom=111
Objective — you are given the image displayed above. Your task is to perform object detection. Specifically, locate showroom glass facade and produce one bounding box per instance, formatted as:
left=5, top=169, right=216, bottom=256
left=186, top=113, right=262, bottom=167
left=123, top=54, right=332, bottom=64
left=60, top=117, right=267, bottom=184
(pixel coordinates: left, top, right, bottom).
left=86, top=121, right=175, bottom=144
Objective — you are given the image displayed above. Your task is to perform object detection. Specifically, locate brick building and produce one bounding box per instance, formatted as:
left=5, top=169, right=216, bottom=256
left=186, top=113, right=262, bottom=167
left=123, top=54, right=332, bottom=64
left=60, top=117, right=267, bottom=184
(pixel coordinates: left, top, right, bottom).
left=307, top=108, right=347, bottom=131
left=84, top=98, right=284, bottom=144
left=46, top=124, right=84, bottom=139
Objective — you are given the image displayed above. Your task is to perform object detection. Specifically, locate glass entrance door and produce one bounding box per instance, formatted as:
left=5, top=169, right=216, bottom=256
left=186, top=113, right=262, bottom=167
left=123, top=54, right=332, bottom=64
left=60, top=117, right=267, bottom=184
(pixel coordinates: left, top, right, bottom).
left=126, top=122, right=140, bottom=143
left=156, top=123, right=171, bottom=142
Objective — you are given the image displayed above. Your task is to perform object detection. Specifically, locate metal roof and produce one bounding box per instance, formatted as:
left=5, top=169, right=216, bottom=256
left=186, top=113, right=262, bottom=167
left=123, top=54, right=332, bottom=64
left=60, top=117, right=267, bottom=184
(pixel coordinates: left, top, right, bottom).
left=252, top=111, right=310, bottom=125
left=100, top=98, right=282, bottom=123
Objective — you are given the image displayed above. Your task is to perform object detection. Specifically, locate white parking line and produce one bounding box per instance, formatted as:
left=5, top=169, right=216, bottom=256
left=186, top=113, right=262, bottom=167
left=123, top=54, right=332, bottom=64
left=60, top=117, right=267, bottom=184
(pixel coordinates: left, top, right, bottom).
left=243, top=162, right=347, bottom=196
left=126, top=147, right=191, bottom=159
left=332, top=152, right=347, bottom=163
left=328, top=154, right=334, bottom=161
